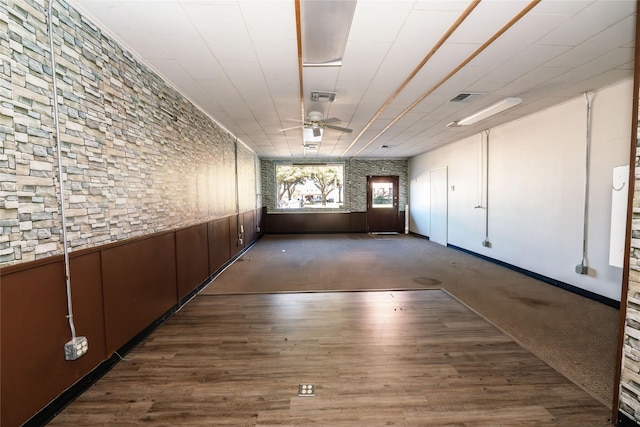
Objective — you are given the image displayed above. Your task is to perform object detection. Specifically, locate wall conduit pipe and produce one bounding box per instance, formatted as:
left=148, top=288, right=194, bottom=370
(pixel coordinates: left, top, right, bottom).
left=484, top=130, right=490, bottom=246
left=577, top=92, right=595, bottom=273
left=47, top=0, right=77, bottom=340
left=234, top=139, right=243, bottom=245
left=474, top=130, right=490, bottom=247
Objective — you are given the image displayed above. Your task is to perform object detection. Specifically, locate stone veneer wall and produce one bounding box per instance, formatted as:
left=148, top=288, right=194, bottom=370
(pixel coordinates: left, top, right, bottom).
left=619, top=101, right=640, bottom=420
left=0, top=0, right=258, bottom=267
left=348, top=159, right=407, bottom=212
left=261, top=158, right=407, bottom=213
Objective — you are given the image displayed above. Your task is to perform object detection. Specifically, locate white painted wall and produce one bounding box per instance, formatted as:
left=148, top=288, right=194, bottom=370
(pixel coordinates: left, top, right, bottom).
left=409, top=79, right=632, bottom=301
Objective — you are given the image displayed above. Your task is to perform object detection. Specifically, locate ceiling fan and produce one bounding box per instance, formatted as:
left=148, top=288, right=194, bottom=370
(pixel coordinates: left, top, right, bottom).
left=280, top=111, right=353, bottom=137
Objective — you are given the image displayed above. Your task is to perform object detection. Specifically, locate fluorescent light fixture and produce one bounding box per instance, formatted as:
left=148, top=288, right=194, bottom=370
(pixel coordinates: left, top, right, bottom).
left=457, top=97, right=522, bottom=126
left=301, top=0, right=356, bottom=67
left=304, top=60, right=342, bottom=67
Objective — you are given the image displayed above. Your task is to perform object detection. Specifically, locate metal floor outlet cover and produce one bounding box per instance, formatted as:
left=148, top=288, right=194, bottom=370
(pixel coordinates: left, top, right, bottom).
left=298, top=384, right=315, bottom=397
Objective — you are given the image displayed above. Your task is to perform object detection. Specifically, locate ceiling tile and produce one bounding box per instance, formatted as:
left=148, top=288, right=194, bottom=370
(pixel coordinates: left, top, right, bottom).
left=183, top=2, right=258, bottom=62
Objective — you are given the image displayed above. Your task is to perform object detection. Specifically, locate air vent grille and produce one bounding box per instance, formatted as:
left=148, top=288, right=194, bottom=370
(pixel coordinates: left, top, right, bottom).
left=311, top=91, right=337, bottom=102
left=450, top=92, right=484, bottom=103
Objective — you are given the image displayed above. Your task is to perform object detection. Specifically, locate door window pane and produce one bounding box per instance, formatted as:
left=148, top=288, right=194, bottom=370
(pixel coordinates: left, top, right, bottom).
left=372, top=182, right=393, bottom=208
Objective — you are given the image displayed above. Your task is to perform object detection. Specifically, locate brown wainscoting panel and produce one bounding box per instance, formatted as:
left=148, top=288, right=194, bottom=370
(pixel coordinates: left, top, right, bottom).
left=350, top=212, right=367, bottom=232
left=101, top=233, right=178, bottom=354
left=69, top=251, right=108, bottom=360
left=208, top=217, right=231, bottom=273
left=265, top=212, right=352, bottom=233
left=175, top=223, right=210, bottom=300
left=1, top=254, right=106, bottom=427
left=230, top=213, right=242, bottom=256
left=257, top=206, right=266, bottom=237
left=243, top=209, right=256, bottom=245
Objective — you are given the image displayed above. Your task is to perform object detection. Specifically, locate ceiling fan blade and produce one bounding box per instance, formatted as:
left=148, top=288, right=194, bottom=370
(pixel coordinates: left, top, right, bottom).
left=322, top=117, right=341, bottom=124
left=313, top=127, right=321, bottom=137
left=324, top=124, right=353, bottom=133
left=280, top=125, right=305, bottom=132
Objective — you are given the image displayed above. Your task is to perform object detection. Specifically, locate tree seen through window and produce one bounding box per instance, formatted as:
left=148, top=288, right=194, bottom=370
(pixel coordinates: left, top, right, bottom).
left=276, top=164, right=344, bottom=209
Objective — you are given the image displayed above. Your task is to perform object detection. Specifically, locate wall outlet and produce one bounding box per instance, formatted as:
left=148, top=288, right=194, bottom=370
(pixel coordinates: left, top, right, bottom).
left=64, top=336, right=88, bottom=360
left=575, top=264, right=588, bottom=275
left=482, top=239, right=491, bottom=248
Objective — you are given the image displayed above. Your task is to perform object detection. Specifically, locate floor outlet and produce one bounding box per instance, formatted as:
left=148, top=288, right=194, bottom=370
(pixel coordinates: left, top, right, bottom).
left=65, top=336, right=88, bottom=360
left=298, top=384, right=315, bottom=397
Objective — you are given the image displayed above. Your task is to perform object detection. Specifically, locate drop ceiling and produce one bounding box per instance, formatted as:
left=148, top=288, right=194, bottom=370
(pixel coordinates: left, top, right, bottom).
left=69, top=0, right=636, bottom=159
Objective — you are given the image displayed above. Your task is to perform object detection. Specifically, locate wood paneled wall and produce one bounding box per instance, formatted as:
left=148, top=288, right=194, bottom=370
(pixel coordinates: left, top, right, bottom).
left=0, top=209, right=263, bottom=427
left=102, top=233, right=178, bottom=353
left=265, top=211, right=404, bottom=234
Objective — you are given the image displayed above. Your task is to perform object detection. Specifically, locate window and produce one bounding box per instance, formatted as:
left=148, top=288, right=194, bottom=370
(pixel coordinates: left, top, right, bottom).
left=275, top=163, right=344, bottom=209
left=371, top=182, right=394, bottom=208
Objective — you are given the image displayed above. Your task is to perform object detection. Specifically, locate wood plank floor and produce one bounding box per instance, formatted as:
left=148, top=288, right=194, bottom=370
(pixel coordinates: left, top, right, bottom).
left=204, top=234, right=619, bottom=406
left=50, top=290, right=612, bottom=426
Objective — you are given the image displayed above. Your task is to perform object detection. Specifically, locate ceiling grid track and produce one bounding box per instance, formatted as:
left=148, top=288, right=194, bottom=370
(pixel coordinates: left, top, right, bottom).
left=341, top=0, right=481, bottom=157
left=347, top=0, right=542, bottom=158
left=292, top=0, right=305, bottom=156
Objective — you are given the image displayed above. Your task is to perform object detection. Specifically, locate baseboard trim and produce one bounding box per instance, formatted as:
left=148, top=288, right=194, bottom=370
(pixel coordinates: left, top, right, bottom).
left=447, top=244, right=620, bottom=309
left=24, top=240, right=259, bottom=427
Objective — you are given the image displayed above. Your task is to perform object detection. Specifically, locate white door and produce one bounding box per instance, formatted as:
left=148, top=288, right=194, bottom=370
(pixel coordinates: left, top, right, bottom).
left=430, top=167, right=448, bottom=246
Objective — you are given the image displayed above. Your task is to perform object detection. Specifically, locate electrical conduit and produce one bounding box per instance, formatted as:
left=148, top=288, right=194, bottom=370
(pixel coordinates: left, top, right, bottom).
left=47, top=0, right=78, bottom=342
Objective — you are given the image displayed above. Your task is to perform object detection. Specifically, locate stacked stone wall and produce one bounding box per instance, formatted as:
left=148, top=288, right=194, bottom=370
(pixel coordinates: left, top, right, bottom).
left=620, top=113, right=640, bottom=421
left=0, top=0, right=257, bottom=266
left=348, top=159, right=407, bottom=212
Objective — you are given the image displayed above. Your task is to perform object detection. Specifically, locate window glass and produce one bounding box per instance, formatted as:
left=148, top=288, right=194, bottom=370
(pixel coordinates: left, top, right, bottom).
left=275, top=164, right=344, bottom=209
left=372, top=182, right=394, bottom=208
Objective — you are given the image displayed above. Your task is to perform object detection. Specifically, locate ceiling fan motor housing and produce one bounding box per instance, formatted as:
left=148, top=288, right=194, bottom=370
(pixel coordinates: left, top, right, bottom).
left=308, top=111, right=324, bottom=122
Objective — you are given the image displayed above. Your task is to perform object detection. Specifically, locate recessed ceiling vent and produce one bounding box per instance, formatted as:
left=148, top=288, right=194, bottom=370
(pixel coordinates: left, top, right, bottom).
left=450, top=92, right=484, bottom=103
left=311, top=91, right=337, bottom=102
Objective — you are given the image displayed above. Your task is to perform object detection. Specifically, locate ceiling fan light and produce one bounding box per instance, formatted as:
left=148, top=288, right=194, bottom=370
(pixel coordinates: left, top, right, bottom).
left=308, top=111, right=324, bottom=122
left=457, top=97, right=522, bottom=126
left=304, top=127, right=323, bottom=142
